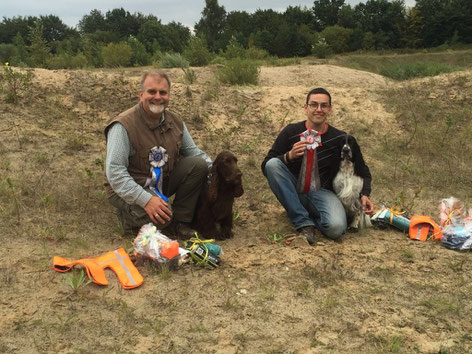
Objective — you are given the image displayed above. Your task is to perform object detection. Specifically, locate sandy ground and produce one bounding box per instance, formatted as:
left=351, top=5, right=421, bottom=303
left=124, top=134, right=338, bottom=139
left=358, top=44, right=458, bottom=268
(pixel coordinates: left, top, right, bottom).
left=0, top=64, right=471, bottom=353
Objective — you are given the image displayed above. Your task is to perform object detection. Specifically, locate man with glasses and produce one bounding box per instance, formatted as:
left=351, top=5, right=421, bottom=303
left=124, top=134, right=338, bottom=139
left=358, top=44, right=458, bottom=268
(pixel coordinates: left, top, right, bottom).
left=261, top=87, right=373, bottom=245
left=104, top=70, right=212, bottom=238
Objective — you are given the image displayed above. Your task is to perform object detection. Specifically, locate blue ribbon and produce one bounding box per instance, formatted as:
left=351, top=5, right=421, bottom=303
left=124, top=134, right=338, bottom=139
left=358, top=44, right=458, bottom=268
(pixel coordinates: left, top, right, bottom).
left=151, top=166, right=168, bottom=202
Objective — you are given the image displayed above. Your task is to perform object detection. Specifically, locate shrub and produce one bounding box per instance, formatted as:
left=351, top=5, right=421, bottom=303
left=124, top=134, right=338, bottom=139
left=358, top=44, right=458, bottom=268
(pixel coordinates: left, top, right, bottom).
left=246, top=47, right=270, bottom=60
left=0, top=44, right=17, bottom=64
left=46, top=55, right=69, bottom=69
left=312, top=37, right=333, bottom=59
left=223, top=36, right=246, bottom=59
left=158, top=52, right=189, bottom=68
left=321, top=25, right=353, bottom=54
left=70, top=52, right=88, bottom=69
left=183, top=37, right=212, bottom=66
left=46, top=52, right=88, bottom=69
left=102, top=42, right=132, bottom=68
left=127, top=36, right=150, bottom=67
left=217, top=58, right=260, bottom=85
left=0, top=63, right=34, bottom=104
left=380, top=61, right=458, bottom=80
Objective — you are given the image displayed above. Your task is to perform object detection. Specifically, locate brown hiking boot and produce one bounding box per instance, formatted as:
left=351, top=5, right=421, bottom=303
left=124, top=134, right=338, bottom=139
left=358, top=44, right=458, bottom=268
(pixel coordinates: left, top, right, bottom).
left=297, top=226, right=317, bottom=246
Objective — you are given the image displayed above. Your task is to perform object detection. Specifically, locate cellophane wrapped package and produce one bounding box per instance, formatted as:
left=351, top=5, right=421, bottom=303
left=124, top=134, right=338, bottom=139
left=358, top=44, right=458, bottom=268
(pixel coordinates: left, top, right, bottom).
left=133, top=223, right=180, bottom=263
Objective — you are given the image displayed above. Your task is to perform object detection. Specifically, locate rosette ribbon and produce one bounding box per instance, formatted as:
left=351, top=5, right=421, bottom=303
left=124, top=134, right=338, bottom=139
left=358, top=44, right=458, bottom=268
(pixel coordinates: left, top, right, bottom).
left=149, top=146, right=169, bottom=202
left=296, top=128, right=322, bottom=193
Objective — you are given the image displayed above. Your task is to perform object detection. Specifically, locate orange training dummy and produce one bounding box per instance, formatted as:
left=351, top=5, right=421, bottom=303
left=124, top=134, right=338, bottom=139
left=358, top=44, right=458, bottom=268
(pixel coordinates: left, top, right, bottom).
left=53, top=248, right=143, bottom=289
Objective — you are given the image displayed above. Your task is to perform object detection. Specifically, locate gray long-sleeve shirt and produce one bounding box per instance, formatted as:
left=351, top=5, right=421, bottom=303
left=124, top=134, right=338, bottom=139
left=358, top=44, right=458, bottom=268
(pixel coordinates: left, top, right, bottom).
left=106, top=114, right=212, bottom=208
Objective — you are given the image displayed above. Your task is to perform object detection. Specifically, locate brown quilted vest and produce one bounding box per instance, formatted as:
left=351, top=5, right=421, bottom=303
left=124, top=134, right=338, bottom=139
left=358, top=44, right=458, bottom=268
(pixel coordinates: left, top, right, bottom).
left=104, top=103, right=184, bottom=198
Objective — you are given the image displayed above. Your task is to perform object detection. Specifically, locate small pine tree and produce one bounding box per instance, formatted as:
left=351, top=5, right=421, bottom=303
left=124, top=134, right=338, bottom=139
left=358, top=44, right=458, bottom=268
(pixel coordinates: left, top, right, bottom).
left=29, top=21, right=51, bottom=67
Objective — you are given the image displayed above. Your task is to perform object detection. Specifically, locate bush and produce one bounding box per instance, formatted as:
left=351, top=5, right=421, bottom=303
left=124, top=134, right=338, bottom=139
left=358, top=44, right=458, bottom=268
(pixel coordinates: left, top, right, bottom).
left=223, top=37, right=246, bottom=59
left=217, top=58, right=260, bottom=85
left=102, top=42, right=132, bottom=68
left=183, top=37, right=212, bottom=66
left=46, top=52, right=88, bottom=69
left=0, top=44, right=17, bottom=64
left=312, top=37, right=333, bottom=59
left=157, top=52, right=189, bottom=68
left=321, top=25, right=353, bottom=54
left=127, top=36, right=150, bottom=67
left=0, top=63, right=34, bottom=104
left=70, top=52, right=88, bottom=69
left=246, top=47, right=270, bottom=60
left=380, top=61, right=458, bottom=80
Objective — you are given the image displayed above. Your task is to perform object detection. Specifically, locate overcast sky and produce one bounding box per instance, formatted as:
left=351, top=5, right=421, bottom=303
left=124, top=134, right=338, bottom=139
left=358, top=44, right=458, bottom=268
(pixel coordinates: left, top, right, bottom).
left=2, top=0, right=417, bottom=29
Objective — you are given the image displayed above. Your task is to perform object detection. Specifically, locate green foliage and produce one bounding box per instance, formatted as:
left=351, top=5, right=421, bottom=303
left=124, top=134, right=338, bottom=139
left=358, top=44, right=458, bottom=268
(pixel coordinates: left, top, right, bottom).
left=127, top=36, right=150, bottom=66
left=245, top=46, right=270, bottom=60
left=0, top=63, right=34, bottom=104
left=62, top=269, right=93, bottom=293
left=217, top=58, right=260, bottom=85
left=157, top=52, right=189, bottom=68
left=311, top=37, right=333, bottom=59
left=321, top=25, right=353, bottom=54
left=182, top=67, right=197, bottom=84
left=380, top=61, right=458, bottom=80
left=46, top=52, right=87, bottom=69
left=223, top=36, right=246, bottom=59
left=28, top=21, right=51, bottom=67
left=182, top=37, right=212, bottom=66
left=194, top=0, right=227, bottom=52
left=102, top=42, right=132, bottom=67
left=0, top=44, right=17, bottom=65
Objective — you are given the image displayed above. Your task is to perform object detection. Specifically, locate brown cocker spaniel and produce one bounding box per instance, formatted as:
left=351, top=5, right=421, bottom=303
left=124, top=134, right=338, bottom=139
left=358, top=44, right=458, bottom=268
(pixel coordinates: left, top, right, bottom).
left=193, top=151, right=244, bottom=239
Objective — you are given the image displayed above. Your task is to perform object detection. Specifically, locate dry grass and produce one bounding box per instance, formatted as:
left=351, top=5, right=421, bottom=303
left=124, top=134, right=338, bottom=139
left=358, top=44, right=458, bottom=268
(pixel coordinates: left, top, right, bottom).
left=0, top=54, right=471, bottom=353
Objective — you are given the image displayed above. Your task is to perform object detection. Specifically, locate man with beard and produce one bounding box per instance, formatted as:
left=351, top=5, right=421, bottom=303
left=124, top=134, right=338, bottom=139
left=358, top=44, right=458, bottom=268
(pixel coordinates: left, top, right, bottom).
left=104, top=71, right=211, bottom=238
left=261, top=87, right=374, bottom=245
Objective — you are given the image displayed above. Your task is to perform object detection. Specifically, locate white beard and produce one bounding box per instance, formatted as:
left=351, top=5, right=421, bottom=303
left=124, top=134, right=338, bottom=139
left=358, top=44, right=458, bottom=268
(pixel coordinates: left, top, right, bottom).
left=149, top=103, right=165, bottom=114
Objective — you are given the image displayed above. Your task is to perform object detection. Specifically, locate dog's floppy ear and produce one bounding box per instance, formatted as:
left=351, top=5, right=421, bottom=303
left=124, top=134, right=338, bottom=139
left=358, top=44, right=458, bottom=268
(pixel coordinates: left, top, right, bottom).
left=208, top=163, right=218, bottom=203
left=234, top=179, right=244, bottom=198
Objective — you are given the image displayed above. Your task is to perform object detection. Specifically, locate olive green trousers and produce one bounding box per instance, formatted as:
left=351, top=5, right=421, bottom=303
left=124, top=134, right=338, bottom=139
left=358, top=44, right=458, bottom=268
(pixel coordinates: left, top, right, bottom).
left=108, top=157, right=208, bottom=235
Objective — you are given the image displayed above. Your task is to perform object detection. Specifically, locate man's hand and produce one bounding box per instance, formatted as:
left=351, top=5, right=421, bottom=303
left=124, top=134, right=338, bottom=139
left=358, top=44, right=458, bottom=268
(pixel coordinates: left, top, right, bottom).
left=289, top=140, right=308, bottom=160
left=144, top=196, right=172, bottom=224
left=361, top=195, right=374, bottom=215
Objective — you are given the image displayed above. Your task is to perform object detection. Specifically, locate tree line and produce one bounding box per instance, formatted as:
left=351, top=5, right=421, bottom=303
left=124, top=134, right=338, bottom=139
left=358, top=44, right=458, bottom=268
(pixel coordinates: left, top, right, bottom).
left=0, top=0, right=470, bottom=68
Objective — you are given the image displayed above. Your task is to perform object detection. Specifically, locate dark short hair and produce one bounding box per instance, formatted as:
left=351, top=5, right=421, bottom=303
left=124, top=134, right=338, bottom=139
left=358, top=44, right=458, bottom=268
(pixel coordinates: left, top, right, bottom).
left=306, top=87, right=331, bottom=105
left=139, top=71, right=171, bottom=91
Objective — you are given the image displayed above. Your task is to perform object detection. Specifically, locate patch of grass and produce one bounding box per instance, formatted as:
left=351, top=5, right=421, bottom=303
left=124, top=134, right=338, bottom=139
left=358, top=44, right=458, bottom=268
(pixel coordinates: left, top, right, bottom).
left=380, top=61, right=458, bottom=80
left=369, top=334, right=406, bottom=353
left=422, top=296, right=461, bottom=316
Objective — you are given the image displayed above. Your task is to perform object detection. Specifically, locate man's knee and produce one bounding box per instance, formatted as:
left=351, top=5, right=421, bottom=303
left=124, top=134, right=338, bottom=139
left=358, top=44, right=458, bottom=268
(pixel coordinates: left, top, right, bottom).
left=321, top=219, right=346, bottom=240
left=264, top=157, right=284, bottom=176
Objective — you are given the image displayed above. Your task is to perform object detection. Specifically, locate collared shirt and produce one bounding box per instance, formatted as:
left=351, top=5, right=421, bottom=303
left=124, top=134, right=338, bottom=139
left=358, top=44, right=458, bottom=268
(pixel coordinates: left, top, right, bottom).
left=106, top=112, right=212, bottom=208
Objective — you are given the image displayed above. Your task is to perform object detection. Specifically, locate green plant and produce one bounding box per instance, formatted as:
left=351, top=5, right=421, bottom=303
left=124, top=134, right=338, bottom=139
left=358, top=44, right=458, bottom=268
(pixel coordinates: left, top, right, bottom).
left=102, top=42, right=132, bottom=68
left=0, top=63, right=33, bottom=104
left=182, top=36, right=212, bottom=66
left=158, top=52, right=189, bottom=68
left=182, top=67, right=197, bottom=84
left=217, top=58, right=260, bottom=85
left=62, top=269, right=93, bottom=293
left=267, top=232, right=288, bottom=244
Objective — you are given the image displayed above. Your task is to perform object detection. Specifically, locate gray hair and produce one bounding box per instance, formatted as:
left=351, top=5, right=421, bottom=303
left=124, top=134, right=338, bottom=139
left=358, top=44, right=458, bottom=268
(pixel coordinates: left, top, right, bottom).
left=139, top=71, right=171, bottom=91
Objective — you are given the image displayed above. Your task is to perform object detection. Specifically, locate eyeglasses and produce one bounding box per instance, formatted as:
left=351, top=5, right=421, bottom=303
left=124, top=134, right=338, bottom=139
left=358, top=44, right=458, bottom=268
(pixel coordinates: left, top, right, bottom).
left=307, top=102, right=330, bottom=110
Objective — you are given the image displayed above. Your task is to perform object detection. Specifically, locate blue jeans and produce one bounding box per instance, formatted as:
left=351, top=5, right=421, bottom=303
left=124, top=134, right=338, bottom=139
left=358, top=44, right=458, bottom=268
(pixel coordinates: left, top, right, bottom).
left=264, top=158, right=347, bottom=239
